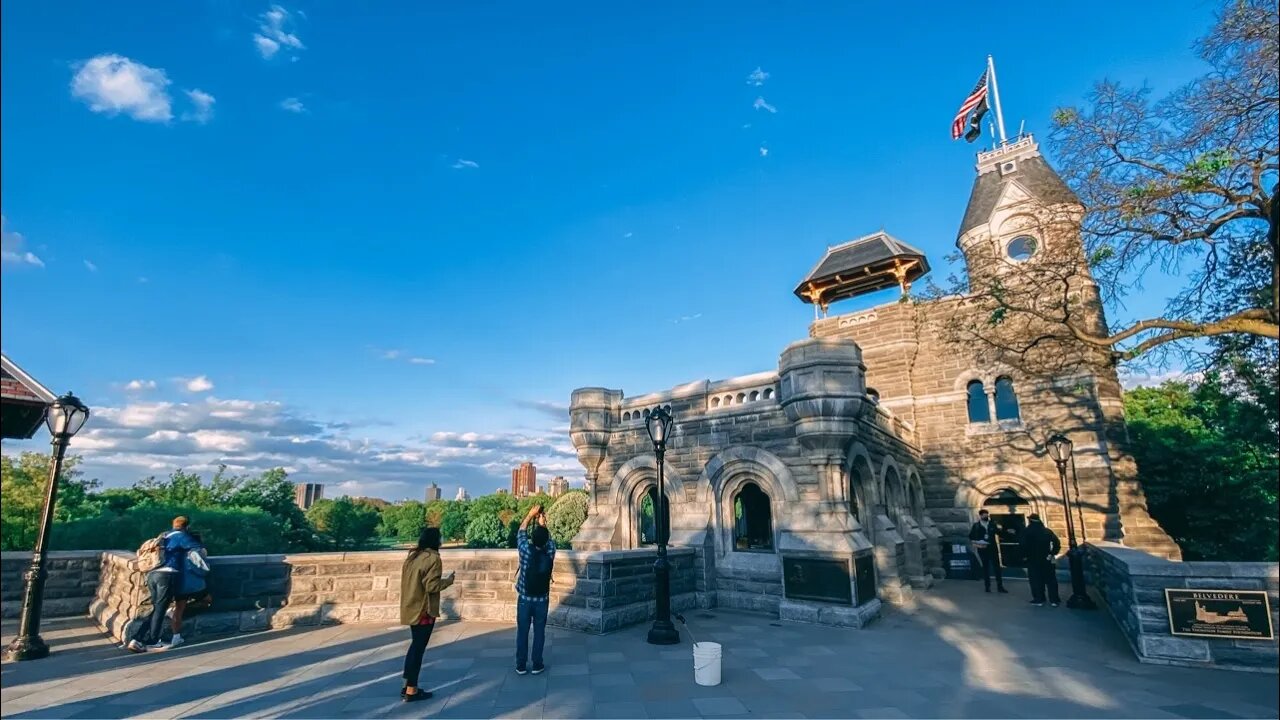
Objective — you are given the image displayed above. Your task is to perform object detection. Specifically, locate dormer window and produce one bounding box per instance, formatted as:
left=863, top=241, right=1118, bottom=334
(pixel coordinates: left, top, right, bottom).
left=1006, top=236, right=1038, bottom=262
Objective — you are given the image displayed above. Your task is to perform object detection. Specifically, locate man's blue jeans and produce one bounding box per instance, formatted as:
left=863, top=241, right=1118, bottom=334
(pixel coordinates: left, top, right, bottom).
left=516, top=598, right=548, bottom=669
left=132, top=570, right=178, bottom=645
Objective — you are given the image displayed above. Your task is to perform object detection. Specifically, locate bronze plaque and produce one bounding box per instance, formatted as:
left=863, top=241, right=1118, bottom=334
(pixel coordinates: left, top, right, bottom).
left=783, top=557, right=853, bottom=605
left=1165, top=589, right=1274, bottom=640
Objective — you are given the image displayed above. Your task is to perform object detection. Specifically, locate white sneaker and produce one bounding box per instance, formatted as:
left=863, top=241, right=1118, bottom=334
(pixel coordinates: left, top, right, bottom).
left=126, top=640, right=147, bottom=653
left=147, top=641, right=169, bottom=651
left=168, top=635, right=185, bottom=649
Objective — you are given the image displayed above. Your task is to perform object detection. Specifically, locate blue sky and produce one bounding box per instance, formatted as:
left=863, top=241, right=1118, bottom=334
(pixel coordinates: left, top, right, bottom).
left=1, top=1, right=1218, bottom=499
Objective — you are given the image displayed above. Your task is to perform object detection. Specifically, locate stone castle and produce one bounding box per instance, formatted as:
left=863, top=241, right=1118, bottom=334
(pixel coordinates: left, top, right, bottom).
left=568, top=136, right=1180, bottom=627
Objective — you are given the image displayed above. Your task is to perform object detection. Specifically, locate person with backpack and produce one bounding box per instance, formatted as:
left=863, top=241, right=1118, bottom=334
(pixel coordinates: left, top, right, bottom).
left=126, top=516, right=203, bottom=653
left=514, top=504, right=556, bottom=675
left=399, top=527, right=455, bottom=702
left=159, top=530, right=211, bottom=650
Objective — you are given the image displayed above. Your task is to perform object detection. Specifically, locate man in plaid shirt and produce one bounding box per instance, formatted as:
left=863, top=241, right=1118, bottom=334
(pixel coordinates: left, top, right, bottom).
left=515, top=504, right=556, bottom=674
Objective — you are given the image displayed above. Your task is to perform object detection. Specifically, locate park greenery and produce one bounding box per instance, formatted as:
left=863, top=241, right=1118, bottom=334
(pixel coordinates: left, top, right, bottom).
left=0, top=456, right=591, bottom=556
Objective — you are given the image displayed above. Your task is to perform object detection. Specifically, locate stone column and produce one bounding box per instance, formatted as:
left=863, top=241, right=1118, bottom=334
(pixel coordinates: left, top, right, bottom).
left=569, top=387, right=622, bottom=550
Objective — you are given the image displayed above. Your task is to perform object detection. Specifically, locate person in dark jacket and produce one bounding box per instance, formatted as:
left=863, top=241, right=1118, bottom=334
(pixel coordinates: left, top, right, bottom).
left=1021, top=513, right=1062, bottom=607
left=968, top=509, right=1007, bottom=593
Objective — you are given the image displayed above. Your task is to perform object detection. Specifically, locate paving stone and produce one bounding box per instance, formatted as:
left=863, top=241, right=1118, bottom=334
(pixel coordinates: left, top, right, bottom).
left=753, top=667, right=802, bottom=681
left=692, top=697, right=748, bottom=715
left=594, top=700, right=649, bottom=718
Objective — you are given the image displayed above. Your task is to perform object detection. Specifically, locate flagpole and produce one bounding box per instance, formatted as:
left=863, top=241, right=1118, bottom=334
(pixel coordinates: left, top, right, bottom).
left=987, top=54, right=1007, bottom=145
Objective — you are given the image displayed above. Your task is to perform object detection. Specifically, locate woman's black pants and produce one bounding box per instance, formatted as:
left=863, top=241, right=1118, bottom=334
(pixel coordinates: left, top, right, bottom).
left=402, top=623, right=435, bottom=688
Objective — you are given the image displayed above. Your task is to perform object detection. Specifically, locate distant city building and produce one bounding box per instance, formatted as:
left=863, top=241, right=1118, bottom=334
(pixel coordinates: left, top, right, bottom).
left=455, top=486, right=470, bottom=501
left=548, top=476, right=570, bottom=497
left=294, top=482, right=324, bottom=510
left=511, top=462, right=537, bottom=497
left=497, top=488, right=509, bottom=495
left=425, top=482, right=442, bottom=502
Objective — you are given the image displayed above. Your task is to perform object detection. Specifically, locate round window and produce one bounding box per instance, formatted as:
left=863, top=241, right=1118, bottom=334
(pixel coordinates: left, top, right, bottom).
left=1006, top=236, right=1038, bottom=261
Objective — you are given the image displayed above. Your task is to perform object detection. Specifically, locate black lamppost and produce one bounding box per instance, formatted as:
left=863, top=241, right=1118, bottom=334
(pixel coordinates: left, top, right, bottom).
left=1045, top=433, right=1096, bottom=610
left=3, top=393, right=91, bottom=662
left=644, top=404, right=680, bottom=645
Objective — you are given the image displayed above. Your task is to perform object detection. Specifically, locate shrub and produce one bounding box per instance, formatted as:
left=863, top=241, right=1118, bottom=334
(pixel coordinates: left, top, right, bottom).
left=51, top=504, right=285, bottom=555
left=465, top=513, right=507, bottom=549
left=547, top=491, right=589, bottom=548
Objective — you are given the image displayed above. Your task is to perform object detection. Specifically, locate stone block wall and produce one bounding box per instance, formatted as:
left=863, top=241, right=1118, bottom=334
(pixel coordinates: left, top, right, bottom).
left=1, top=551, right=101, bottom=619
left=83, top=547, right=699, bottom=644
left=1087, top=542, right=1278, bottom=672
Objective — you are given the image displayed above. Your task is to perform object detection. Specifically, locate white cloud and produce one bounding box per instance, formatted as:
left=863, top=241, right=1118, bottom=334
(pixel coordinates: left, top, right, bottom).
left=279, top=97, right=306, bottom=113
left=182, top=89, right=216, bottom=124
left=746, top=67, right=769, bottom=86
left=381, top=350, right=402, bottom=360
left=1120, top=368, right=1204, bottom=390
left=182, top=375, right=215, bottom=393
left=124, top=379, right=157, bottom=391
left=759, top=146, right=769, bottom=157
left=12, top=394, right=581, bottom=500
left=672, top=313, right=703, bottom=324
left=71, top=54, right=173, bottom=123
left=254, top=5, right=305, bottom=60
left=408, top=357, right=435, bottom=365
left=753, top=96, right=777, bottom=114
left=452, top=159, right=479, bottom=170
left=623, top=232, right=634, bottom=239
left=84, top=260, right=99, bottom=272
left=1, top=216, right=44, bottom=268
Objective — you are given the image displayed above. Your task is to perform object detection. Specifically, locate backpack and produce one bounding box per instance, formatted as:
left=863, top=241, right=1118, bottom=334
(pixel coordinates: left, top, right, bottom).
left=179, top=549, right=210, bottom=596
left=133, top=533, right=166, bottom=572
left=524, top=548, right=553, bottom=597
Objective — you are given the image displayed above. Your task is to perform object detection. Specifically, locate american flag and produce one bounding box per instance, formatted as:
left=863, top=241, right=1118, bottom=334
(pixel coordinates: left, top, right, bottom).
left=951, top=70, right=989, bottom=140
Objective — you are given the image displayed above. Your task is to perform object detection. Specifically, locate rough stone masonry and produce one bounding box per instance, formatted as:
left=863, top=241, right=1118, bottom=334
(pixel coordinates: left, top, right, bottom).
left=569, top=135, right=1179, bottom=629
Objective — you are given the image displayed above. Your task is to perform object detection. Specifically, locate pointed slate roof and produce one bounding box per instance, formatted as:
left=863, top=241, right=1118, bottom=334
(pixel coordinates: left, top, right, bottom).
left=957, top=146, right=1079, bottom=240
left=794, top=231, right=931, bottom=308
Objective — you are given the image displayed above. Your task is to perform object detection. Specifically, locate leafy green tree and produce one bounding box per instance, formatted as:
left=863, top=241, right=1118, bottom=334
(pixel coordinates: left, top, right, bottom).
left=306, top=497, right=381, bottom=550
left=0, top=452, right=100, bottom=551
left=1125, top=375, right=1279, bottom=561
left=379, top=501, right=427, bottom=540
left=228, top=468, right=316, bottom=550
left=440, top=500, right=469, bottom=542
left=546, top=490, right=589, bottom=548
left=465, top=512, right=507, bottom=549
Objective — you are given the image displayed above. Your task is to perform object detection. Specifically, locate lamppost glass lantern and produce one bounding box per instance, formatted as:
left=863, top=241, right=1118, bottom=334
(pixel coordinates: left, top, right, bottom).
left=45, top=393, right=91, bottom=439
left=645, top=405, right=673, bottom=448
left=1045, top=433, right=1073, bottom=465
left=4, top=392, right=90, bottom=662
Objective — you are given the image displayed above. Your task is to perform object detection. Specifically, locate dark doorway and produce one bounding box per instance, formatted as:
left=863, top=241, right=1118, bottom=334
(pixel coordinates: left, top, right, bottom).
left=638, top=487, right=671, bottom=546
left=983, top=488, right=1031, bottom=578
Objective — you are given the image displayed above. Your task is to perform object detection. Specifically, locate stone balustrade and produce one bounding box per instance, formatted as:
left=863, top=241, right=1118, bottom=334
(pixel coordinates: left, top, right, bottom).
left=61, top=546, right=700, bottom=644
left=1086, top=542, right=1278, bottom=673
left=1, top=550, right=101, bottom=619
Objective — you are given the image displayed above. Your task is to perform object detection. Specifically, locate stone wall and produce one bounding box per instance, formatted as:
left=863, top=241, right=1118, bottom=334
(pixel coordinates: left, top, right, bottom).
left=1, top=551, right=101, bottom=619
left=85, top=547, right=699, bottom=644
left=1086, top=542, right=1278, bottom=672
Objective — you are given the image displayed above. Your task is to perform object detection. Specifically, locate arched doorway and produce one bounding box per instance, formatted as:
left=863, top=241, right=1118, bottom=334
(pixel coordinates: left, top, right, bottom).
left=982, top=488, right=1031, bottom=576
left=637, top=486, right=671, bottom=547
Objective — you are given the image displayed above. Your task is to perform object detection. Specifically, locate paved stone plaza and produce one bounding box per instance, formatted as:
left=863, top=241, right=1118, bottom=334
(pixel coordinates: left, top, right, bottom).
left=2, top=582, right=1276, bottom=719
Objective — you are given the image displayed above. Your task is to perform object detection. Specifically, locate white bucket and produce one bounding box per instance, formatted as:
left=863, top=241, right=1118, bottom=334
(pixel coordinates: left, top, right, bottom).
left=693, top=641, right=722, bottom=686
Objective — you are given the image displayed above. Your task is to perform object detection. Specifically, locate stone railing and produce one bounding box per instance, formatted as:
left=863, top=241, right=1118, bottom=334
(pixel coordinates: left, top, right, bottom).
left=85, top=546, right=700, bottom=644
left=1, top=551, right=101, bottom=619
left=1086, top=542, right=1278, bottom=673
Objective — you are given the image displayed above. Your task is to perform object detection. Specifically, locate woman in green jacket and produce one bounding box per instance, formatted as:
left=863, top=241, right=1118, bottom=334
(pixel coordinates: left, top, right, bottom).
left=399, top=527, right=454, bottom=702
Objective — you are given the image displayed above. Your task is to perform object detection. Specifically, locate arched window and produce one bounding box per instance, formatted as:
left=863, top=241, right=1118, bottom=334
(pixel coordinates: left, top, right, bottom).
left=736, top=393, right=746, bottom=404
left=711, top=397, right=720, bottom=408
left=966, top=380, right=991, bottom=423
left=763, top=388, right=774, bottom=399
left=638, top=487, right=670, bottom=546
left=866, top=388, right=880, bottom=405
left=994, top=377, right=1020, bottom=421
left=847, top=463, right=863, bottom=524
left=623, top=411, right=631, bottom=421
left=749, top=390, right=759, bottom=402
left=732, top=482, right=773, bottom=551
